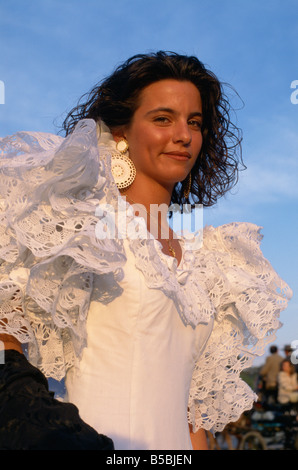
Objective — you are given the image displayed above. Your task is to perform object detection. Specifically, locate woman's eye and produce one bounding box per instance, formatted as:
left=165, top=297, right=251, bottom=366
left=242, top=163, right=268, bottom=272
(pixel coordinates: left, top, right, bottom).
left=188, top=120, right=202, bottom=129
left=154, top=116, right=170, bottom=124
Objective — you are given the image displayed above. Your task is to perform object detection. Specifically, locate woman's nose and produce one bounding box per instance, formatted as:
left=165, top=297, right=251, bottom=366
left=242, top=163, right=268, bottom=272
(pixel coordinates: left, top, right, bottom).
left=173, top=121, right=192, bottom=145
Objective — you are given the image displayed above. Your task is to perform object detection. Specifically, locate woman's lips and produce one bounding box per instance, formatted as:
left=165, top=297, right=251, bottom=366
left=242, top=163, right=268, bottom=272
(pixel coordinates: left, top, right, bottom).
left=163, top=151, right=191, bottom=161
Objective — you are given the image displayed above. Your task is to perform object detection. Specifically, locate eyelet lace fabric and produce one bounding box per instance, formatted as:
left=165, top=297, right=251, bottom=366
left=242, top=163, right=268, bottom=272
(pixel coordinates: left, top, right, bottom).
left=0, top=121, right=127, bottom=379
left=186, top=223, right=292, bottom=432
left=0, top=119, right=292, bottom=433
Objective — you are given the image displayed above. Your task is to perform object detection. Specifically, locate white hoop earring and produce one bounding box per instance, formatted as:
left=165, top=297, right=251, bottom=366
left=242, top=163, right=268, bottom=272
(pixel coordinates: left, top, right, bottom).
left=111, top=139, right=136, bottom=190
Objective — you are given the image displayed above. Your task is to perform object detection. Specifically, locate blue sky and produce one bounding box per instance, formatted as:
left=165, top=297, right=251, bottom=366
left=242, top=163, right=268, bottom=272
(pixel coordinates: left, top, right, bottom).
left=0, top=0, right=297, bottom=364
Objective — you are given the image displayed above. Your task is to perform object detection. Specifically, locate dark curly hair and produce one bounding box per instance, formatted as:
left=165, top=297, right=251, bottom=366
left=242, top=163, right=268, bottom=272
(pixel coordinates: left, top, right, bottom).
left=62, top=51, right=244, bottom=208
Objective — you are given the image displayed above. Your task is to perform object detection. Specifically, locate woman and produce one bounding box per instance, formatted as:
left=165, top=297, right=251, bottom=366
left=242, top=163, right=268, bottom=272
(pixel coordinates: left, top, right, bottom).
left=278, top=360, right=298, bottom=405
left=0, top=51, right=292, bottom=450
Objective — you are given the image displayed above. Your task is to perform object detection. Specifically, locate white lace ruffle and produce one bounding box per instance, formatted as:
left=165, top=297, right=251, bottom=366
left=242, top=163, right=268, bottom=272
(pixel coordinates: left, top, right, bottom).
left=0, top=120, right=127, bottom=379
left=187, top=223, right=292, bottom=433
left=0, top=119, right=292, bottom=433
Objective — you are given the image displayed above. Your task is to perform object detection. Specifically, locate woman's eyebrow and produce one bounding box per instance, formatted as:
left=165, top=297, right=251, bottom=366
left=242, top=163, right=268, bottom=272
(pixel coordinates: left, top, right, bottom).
left=189, top=111, right=203, bottom=118
left=145, top=107, right=174, bottom=116
left=145, top=107, right=203, bottom=117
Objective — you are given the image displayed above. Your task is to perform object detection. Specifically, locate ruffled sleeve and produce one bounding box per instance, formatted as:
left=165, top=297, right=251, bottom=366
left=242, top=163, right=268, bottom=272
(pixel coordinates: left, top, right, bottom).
left=0, top=119, right=126, bottom=380
left=187, top=222, right=292, bottom=434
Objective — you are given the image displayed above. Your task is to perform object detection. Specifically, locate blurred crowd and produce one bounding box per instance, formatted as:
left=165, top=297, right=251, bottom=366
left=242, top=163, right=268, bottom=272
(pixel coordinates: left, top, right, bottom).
left=258, top=344, right=298, bottom=406
left=207, top=344, right=298, bottom=450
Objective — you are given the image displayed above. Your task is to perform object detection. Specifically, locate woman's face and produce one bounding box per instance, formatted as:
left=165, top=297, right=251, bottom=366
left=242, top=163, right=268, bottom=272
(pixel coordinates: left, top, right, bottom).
left=115, top=79, right=203, bottom=190
left=282, top=361, right=292, bottom=373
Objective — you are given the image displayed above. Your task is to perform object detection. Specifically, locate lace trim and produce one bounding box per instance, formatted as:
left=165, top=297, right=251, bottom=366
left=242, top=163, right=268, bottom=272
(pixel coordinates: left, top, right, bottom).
left=0, top=120, right=126, bottom=379
left=187, top=223, right=292, bottom=433
left=0, top=119, right=292, bottom=433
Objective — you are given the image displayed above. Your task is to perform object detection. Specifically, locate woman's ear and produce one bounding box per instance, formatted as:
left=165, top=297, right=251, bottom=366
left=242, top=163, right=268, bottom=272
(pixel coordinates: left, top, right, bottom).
left=111, top=128, right=127, bottom=143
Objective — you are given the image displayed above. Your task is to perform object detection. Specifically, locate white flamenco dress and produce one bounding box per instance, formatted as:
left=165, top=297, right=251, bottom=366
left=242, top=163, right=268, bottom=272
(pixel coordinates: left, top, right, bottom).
left=0, top=119, right=292, bottom=450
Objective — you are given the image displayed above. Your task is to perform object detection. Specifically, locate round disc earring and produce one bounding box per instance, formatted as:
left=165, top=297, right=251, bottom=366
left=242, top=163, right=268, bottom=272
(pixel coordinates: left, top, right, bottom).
left=111, top=139, right=136, bottom=190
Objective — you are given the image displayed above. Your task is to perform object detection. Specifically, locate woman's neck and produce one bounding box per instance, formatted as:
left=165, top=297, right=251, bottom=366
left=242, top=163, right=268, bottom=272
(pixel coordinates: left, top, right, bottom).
left=121, top=177, right=182, bottom=263
left=121, top=176, right=173, bottom=210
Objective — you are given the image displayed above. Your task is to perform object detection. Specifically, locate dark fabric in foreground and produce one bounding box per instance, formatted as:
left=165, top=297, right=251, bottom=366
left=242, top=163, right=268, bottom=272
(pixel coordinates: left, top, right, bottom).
left=0, top=350, right=114, bottom=450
